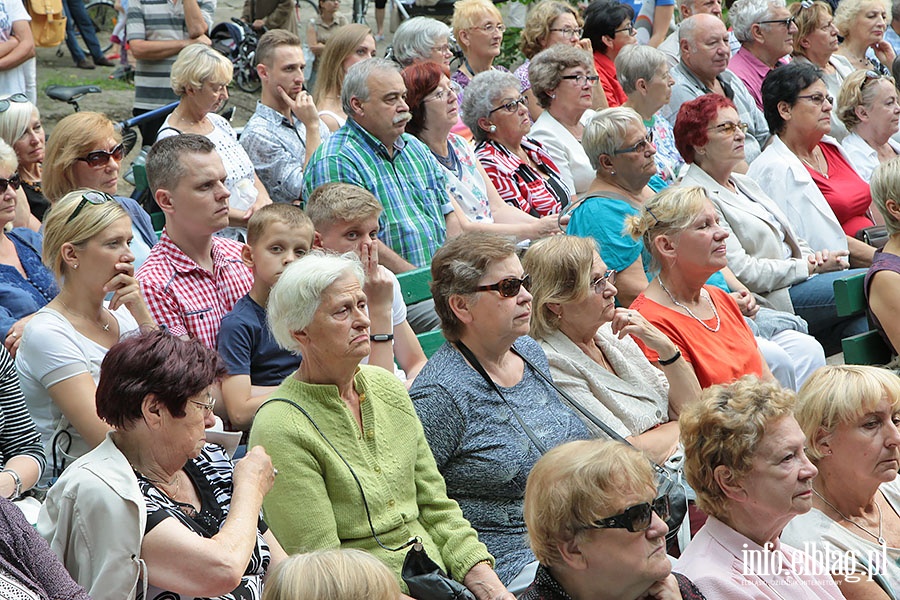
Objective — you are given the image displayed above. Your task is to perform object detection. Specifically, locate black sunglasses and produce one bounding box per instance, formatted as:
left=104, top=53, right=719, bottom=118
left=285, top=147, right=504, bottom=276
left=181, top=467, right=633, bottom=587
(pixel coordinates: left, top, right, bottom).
left=475, top=274, right=531, bottom=297
left=0, top=173, right=21, bottom=194
left=586, top=496, right=670, bottom=533
left=66, top=190, right=116, bottom=223
left=861, top=69, right=882, bottom=91
left=76, top=143, right=126, bottom=168
left=0, top=93, right=28, bottom=113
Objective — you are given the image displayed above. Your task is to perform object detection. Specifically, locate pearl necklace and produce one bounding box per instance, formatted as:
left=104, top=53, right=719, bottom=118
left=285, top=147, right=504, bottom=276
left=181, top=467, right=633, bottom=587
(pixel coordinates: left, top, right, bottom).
left=657, top=277, right=721, bottom=333
left=813, top=488, right=885, bottom=545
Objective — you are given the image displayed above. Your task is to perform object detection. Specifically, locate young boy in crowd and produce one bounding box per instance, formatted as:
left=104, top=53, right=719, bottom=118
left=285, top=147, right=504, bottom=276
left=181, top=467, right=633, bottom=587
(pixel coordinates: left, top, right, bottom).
left=218, top=203, right=313, bottom=430
left=306, top=183, right=428, bottom=385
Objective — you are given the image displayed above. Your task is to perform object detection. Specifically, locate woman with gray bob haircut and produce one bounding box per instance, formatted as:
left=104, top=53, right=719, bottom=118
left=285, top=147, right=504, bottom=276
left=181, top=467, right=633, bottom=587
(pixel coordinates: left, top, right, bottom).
left=464, top=71, right=571, bottom=216
left=252, top=251, right=511, bottom=599
left=528, top=45, right=598, bottom=196
left=391, top=17, right=454, bottom=70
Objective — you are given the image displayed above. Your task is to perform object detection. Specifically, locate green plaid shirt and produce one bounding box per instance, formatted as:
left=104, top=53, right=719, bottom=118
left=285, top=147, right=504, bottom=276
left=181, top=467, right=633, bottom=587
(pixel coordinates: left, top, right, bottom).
left=302, top=119, right=452, bottom=267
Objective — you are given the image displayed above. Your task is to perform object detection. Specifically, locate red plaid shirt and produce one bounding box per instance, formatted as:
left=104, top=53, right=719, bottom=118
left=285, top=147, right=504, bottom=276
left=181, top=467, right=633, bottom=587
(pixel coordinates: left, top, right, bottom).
left=136, top=231, right=252, bottom=349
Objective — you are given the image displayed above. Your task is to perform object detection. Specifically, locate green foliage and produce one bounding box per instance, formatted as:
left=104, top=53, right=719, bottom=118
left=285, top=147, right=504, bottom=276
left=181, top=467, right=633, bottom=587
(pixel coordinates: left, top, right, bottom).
left=40, top=73, right=133, bottom=92
left=497, top=26, right=525, bottom=69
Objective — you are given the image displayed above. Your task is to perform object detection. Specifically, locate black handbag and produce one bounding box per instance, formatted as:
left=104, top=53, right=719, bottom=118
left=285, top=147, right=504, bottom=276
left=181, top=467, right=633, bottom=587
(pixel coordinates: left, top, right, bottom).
left=454, top=341, right=688, bottom=546
left=261, top=397, right=475, bottom=600
left=856, top=225, right=890, bottom=250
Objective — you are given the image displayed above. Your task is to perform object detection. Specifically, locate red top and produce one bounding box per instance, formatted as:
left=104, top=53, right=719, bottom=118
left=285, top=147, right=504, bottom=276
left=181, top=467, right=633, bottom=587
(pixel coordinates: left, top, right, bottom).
left=593, top=51, right=627, bottom=108
left=630, top=285, right=763, bottom=389
left=808, top=142, right=874, bottom=237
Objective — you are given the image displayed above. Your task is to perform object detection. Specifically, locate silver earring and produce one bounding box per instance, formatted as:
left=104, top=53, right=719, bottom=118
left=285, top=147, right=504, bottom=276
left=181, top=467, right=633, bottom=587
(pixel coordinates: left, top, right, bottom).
left=549, top=93, right=556, bottom=99
left=610, top=170, right=616, bottom=176
left=72, top=263, right=78, bottom=270
left=489, top=124, right=497, bottom=132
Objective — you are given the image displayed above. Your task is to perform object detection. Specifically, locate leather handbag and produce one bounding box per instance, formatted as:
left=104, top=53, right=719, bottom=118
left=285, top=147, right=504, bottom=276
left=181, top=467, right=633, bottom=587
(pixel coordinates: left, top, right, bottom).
left=856, top=225, right=889, bottom=250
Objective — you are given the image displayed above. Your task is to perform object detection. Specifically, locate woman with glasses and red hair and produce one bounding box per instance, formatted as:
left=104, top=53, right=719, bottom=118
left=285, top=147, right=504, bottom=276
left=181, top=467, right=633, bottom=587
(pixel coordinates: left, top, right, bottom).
left=42, top=111, right=157, bottom=270
left=15, top=189, right=155, bottom=484
left=410, top=232, right=591, bottom=594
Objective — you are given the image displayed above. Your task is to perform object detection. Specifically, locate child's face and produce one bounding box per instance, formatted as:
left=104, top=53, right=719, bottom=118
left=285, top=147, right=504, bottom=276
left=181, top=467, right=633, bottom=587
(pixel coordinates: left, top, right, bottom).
left=316, top=215, right=380, bottom=256
left=248, top=222, right=313, bottom=288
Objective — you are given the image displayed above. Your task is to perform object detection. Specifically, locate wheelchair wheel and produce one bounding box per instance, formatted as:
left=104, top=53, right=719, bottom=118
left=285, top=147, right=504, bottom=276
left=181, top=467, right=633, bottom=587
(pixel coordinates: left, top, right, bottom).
left=235, top=62, right=262, bottom=93
left=82, top=0, right=117, bottom=54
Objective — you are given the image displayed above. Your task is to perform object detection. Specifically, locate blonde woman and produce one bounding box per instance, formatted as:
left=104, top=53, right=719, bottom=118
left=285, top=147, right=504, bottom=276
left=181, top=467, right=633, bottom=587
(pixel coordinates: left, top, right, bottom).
left=156, top=44, right=272, bottom=242
left=451, top=0, right=507, bottom=92
left=262, top=550, right=401, bottom=600
left=313, top=23, right=377, bottom=131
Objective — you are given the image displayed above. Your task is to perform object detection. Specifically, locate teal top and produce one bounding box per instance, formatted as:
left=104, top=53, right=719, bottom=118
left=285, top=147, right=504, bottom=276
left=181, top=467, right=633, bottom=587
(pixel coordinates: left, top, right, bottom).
left=248, top=365, right=492, bottom=589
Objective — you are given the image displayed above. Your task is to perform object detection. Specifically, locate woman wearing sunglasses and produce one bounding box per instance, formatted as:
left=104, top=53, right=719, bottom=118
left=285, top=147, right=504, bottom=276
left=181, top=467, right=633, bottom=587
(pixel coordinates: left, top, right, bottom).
left=677, top=94, right=862, bottom=357
left=43, top=112, right=157, bottom=270
left=677, top=376, right=843, bottom=599
left=522, top=439, right=703, bottom=600
left=750, top=62, right=879, bottom=268
left=15, top=189, right=155, bottom=484
left=0, top=139, right=57, bottom=359
left=463, top=71, right=571, bottom=218
left=0, top=93, right=48, bottom=224
left=401, top=62, right=561, bottom=240
left=522, top=235, right=699, bottom=467
left=409, top=232, right=591, bottom=593
left=838, top=69, right=900, bottom=181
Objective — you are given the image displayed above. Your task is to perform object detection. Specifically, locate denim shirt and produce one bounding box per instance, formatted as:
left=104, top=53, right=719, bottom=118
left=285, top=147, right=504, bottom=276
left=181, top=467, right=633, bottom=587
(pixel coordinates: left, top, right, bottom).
left=0, top=229, right=58, bottom=336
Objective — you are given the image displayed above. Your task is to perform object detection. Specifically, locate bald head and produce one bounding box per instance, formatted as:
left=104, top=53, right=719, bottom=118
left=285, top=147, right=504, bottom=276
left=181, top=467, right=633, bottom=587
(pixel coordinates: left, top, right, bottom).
left=680, top=0, right=723, bottom=18
left=679, top=14, right=731, bottom=79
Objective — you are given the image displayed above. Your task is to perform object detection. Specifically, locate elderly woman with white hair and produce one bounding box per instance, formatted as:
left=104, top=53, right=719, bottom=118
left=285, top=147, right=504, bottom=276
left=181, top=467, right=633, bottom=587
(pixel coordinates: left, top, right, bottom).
left=834, top=0, right=896, bottom=74
left=727, top=0, right=797, bottom=110
left=618, top=44, right=683, bottom=183
left=391, top=16, right=454, bottom=71
left=157, top=44, right=271, bottom=242
left=838, top=69, right=900, bottom=181
left=465, top=70, right=571, bottom=216
left=0, top=94, right=45, bottom=225
left=249, top=252, right=513, bottom=600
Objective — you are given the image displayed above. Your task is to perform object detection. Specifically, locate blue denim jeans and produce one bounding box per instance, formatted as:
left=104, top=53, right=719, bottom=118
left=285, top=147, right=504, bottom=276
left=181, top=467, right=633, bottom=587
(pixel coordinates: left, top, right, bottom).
left=63, top=0, right=104, bottom=62
left=788, top=269, right=869, bottom=355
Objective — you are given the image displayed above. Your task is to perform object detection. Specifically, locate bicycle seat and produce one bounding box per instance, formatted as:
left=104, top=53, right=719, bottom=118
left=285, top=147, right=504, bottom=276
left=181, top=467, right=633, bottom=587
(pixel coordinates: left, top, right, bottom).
left=45, top=85, right=102, bottom=103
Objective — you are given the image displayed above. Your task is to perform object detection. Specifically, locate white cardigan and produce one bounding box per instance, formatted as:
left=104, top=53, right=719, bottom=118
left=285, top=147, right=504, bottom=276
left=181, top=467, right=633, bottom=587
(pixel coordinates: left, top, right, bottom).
left=528, top=109, right=596, bottom=197
left=747, top=135, right=849, bottom=254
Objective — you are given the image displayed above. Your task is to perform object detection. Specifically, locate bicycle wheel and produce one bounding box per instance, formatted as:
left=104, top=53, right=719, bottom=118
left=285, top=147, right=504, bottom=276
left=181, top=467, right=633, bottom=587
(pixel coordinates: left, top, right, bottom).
left=82, top=0, right=117, bottom=54
left=352, top=0, right=368, bottom=25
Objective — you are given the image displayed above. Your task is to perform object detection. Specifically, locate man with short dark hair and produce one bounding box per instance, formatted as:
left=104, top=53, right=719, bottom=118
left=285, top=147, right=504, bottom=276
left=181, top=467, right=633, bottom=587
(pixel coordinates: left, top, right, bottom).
left=240, top=29, right=329, bottom=204
left=137, top=134, right=253, bottom=349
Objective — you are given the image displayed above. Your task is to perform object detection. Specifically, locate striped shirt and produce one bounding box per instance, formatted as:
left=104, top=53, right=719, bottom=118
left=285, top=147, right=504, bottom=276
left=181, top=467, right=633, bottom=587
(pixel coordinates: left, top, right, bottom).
left=301, top=118, right=452, bottom=268
left=475, top=138, right=567, bottom=217
left=136, top=231, right=253, bottom=349
left=126, top=0, right=215, bottom=111
left=0, top=346, right=44, bottom=477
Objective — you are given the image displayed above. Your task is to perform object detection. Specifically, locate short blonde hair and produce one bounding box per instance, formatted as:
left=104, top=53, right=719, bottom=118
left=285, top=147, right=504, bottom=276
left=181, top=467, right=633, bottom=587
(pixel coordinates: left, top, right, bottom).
left=522, top=235, right=598, bottom=340
left=871, top=156, right=900, bottom=236
left=0, top=95, right=38, bottom=150
left=246, top=203, right=313, bottom=247
left=790, top=0, right=833, bottom=58
left=170, top=44, right=234, bottom=96
left=524, top=440, right=657, bottom=567
left=796, top=365, right=900, bottom=461
left=837, top=70, right=897, bottom=130
left=261, top=549, right=400, bottom=600
left=834, top=0, right=890, bottom=37
left=625, top=185, right=709, bottom=272
left=680, top=376, right=796, bottom=519
left=520, top=0, right=583, bottom=59
left=582, top=107, right=643, bottom=172
left=305, top=182, right=383, bottom=229
left=42, top=112, right=121, bottom=203
left=42, top=189, right=130, bottom=281
left=452, top=0, right=503, bottom=50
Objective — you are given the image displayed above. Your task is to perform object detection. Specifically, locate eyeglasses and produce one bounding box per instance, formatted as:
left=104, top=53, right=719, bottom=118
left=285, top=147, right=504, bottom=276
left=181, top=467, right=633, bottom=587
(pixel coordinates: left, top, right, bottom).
left=431, top=44, right=453, bottom=55
left=861, top=69, right=882, bottom=91
left=425, top=81, right=462, bottom=103
left=613, top=24, right=636, bottom=35
left=0, top=173, right=21, bottom=194
left=0, top=93, right=28, bottom=113
left=549, top=26, right=583, bottom=37
left=489, top=95, right=528, bottom=114
left=66, top=190, right=116, bottom=224
left=590, top=269, right=617, bottom=294
left=470, top=22, right=506, bottom=34
left=475, top=274, right=531, bottom=297
left=708, top=121, right=749, bottom=135
left=758, top=16, right=796, bottom=27
left=585, top=496, right=670, bottom=533
left=76, top=143, right=126, bottom=168
left=560, top=74, right=600, bottom=86
left=613, top=131, right=655, bottom=155
left=190, top=392, right=216, bottom=416
left=796, top=92, right=833, bottom=106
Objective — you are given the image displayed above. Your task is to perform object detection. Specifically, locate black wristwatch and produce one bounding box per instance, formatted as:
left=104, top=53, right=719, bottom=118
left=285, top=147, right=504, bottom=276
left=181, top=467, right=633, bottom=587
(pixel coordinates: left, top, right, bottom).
left=370, top=334, right=394, bottom=342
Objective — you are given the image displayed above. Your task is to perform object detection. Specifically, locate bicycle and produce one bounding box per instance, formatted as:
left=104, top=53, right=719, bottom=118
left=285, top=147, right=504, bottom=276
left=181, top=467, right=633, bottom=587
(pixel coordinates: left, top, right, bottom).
left=55, top=0, right=117, bottom=57
left=352, top=0, right=368, bottom=24
left=294, top=0, right=319, bottom=32
left=211, top=18, right=262, bottom=93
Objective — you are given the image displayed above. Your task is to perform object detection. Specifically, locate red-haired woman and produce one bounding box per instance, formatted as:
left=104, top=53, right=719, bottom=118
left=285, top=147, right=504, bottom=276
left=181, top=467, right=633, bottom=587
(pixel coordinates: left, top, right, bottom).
left=402, top=62, right=561, bottom=240
left=676, top=93, right=865, bottom=355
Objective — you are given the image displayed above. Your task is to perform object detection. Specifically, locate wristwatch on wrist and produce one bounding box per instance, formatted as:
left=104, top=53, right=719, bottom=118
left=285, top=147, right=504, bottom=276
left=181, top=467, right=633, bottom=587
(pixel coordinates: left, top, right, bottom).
left=2, top=469, right=21, bottom=500
left=370, top=334, right=394, bottom=342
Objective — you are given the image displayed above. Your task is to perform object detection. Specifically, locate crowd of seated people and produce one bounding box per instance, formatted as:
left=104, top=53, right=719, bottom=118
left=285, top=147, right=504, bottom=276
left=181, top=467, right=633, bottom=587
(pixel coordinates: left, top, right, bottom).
left=6, top=0, right=900, bottom=595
